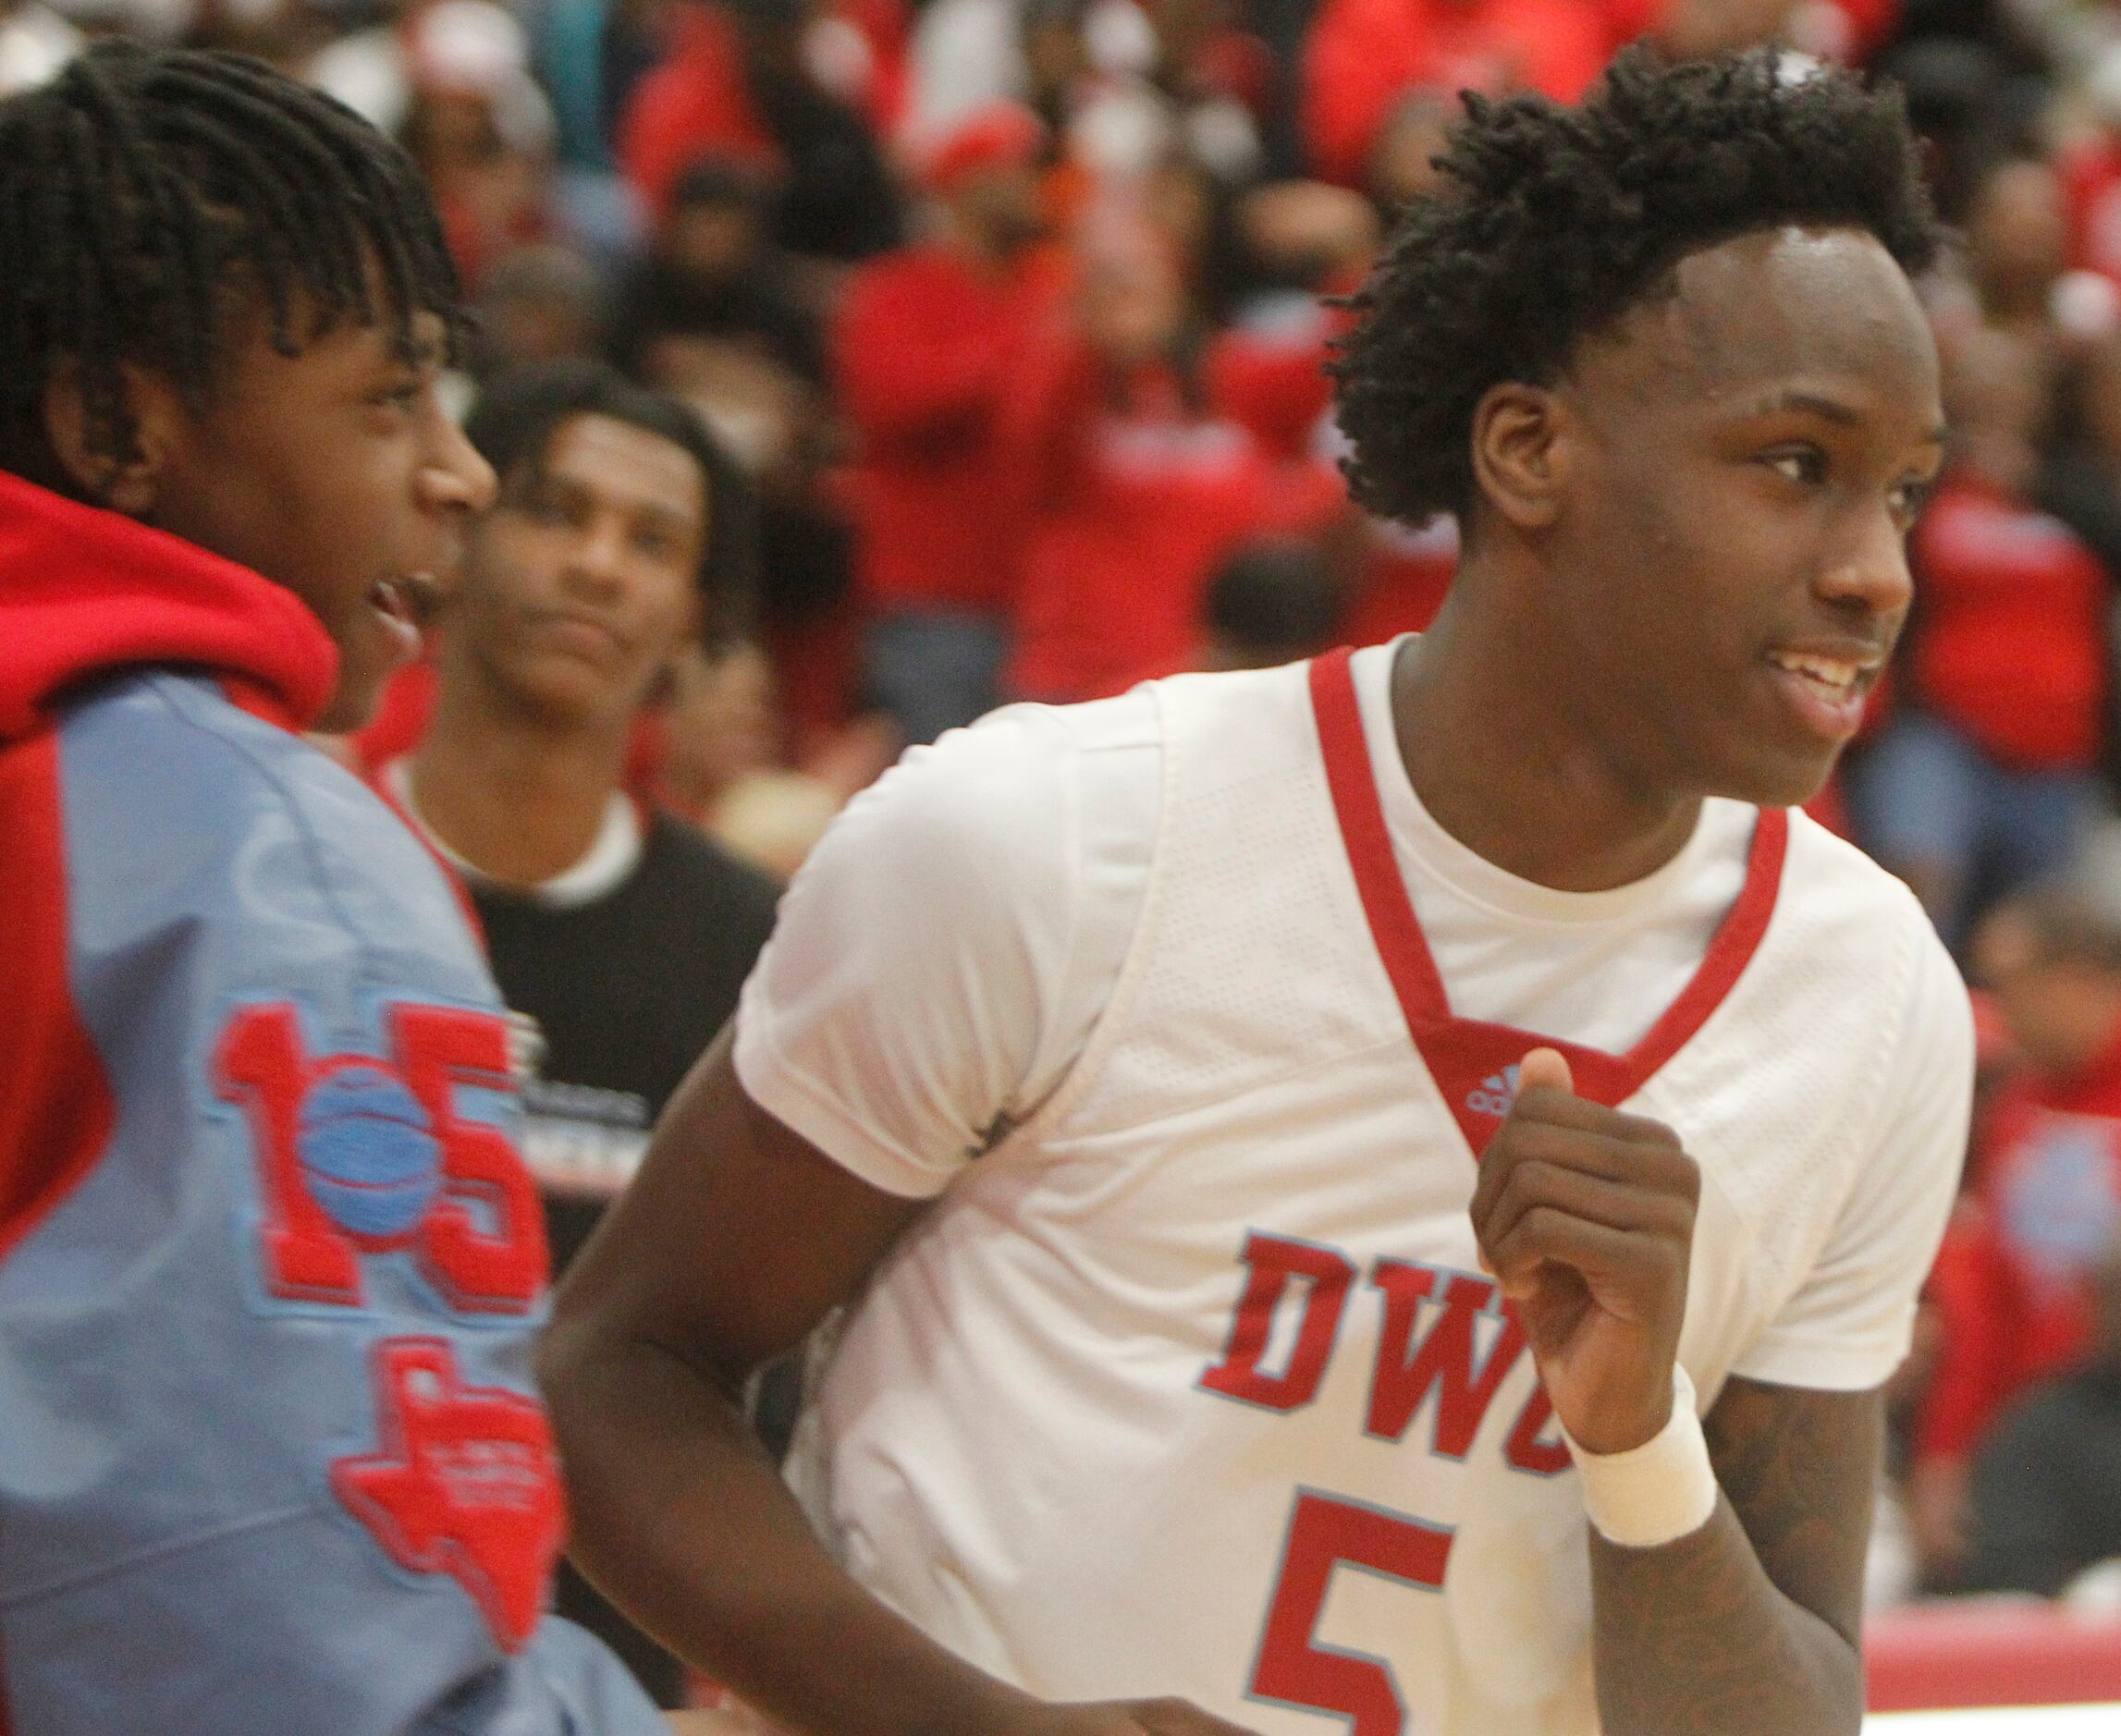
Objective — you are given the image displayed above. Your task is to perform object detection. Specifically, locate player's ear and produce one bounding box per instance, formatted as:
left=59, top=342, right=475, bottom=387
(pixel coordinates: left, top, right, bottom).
left=43, top=361, right=190, bottom=517
left=1469, top=381, right=1575, bottom=532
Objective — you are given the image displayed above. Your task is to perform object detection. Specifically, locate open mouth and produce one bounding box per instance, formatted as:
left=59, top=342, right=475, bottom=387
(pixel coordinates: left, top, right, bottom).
left=1763, top=648, right=1878, bottom=741
left=365, top=576, right=437, bottom=671
left=370, top=575, right=441, bottom=629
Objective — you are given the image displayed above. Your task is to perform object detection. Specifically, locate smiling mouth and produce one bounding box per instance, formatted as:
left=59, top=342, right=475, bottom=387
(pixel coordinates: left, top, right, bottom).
left=1764, top=649, right=1869, bottom=701
left=1761, top=646, right=1882, bottom=741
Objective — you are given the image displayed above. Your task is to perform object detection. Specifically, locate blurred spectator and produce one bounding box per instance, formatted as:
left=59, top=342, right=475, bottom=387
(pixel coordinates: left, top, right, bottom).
left=1848, top=324, right=2110, bottom=948
left=0, top=0, right=79, bottom=93
left=833, top=101, right=1066, bottom=741
left=1002, top=224, right=1298, bottom=700
left=1301, top=0, right=1612, bottom=187
left=656, top=637, right=899, bottom=872
left=1911, top=856, right=2121, bottom=1586
left=1362, top=84, right=1455, bottom=210
left=1962, top=1237, right=2121, bottom=1596
left=617, top=0, right=901, bottom=260
left=471, top=241, right=613, bottom=377
left=1195, top=537, right=1345, bottom=669
left=610, top=153, right=824, bottom=385
left=1962, top=149, right=2072, bottom=344
left=377, top=361, right=779, bottom=1701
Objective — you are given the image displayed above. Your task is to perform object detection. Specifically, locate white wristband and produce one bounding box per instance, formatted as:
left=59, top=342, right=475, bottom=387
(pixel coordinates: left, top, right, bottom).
left=1562, top=1364, right=1719, bottom=1549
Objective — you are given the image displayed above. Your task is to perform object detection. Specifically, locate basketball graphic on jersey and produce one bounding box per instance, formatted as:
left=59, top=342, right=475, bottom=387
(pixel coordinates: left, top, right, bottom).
left=297, top=1062, right=443, bottom=1240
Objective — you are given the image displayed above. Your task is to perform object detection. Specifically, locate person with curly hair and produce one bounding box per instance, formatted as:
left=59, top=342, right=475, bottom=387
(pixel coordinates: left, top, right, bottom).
left=542, top=50, right=1971, bottom=1736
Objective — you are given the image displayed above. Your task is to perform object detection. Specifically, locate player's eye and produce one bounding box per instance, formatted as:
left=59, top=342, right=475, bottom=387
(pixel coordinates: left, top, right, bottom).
left=1888, top=475, right=1935, bottom=525
left=1764, top=446, right=1826, bottom=486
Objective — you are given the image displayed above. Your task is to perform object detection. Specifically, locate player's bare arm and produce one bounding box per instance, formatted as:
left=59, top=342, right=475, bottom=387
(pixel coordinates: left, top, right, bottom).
left=1471, top=1049, right=1869, bottom=1733
left=1589, top=1375, right=1882, bottom=1735
left=542, top=1027, right=1265, bottom=1736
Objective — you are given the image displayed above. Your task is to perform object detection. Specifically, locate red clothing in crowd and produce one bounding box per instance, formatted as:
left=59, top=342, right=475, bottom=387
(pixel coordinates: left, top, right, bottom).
left=1906, top=471, right=2109, bottom=770
left=618, top=7, right=779, bottom=216
left=2062, top=136, right=2121, bottom=287
left=1919, top=1025, right=2121, bottom=1462
left=1002, top=336, right=1296, bottom=702
left=1302, top=0, right=1613, bottom=185
left=832, top=242, right=1069, bottom=617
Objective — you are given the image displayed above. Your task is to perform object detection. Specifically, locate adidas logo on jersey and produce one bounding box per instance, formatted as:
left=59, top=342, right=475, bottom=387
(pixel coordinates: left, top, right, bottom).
left=1465, top=1065, right=1519, bottom=1120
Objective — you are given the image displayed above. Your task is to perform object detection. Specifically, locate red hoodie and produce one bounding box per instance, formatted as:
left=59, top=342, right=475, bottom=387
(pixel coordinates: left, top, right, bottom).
left=0, top=471, right=335, bottom=744
left=1, top=471, right=337, bottom=1251
left=832, top=241, right=1069, bottom=617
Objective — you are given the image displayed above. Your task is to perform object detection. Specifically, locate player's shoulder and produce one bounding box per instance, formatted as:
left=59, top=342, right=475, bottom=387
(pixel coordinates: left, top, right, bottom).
left=1775, top=804, right=1968, bottom=1051
left=1778, top=805, right=1943, bottom=940
left=58, top=670, right=487, bottom=993
left=834, top=687, right=1165, bottom=853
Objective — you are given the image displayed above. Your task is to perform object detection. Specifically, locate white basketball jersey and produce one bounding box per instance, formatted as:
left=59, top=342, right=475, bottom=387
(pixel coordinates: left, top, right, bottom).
left=783, top=650, right=1964, bottom=1736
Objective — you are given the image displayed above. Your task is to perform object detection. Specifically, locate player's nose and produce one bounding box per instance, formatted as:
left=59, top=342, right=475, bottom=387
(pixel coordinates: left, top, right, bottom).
left=1814, top=501, right=1913, bottom=620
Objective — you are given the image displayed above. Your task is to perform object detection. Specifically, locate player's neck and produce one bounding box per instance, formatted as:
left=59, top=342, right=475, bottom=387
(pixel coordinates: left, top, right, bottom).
left=405, top=676, right=634, bottom=889
left=1391, top=593, right=1701, bottom=894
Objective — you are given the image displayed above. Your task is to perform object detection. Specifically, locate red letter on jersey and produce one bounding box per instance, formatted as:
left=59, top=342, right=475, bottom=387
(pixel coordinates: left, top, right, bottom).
left=1365, top=1263, right=1528, bottom=1454
left=1200, top=1232, right=1356, bottom=1412
left=1503, top=1383, right=1573, bottom=1475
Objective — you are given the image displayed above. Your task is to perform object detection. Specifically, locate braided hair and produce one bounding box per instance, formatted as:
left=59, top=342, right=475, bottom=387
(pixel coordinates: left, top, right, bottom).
left=0, top=39, right=463, bottom=497
left=1331, top=49, right=1945, bottom=532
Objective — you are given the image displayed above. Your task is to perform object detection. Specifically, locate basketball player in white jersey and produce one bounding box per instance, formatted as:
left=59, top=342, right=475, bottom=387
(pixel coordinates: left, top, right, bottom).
left=542, top=51, right=1971, bottom=1736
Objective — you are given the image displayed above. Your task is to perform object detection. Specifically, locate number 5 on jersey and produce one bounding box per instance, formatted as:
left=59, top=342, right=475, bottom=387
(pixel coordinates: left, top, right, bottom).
left=1249, top=1490, right=1453, bottom=1736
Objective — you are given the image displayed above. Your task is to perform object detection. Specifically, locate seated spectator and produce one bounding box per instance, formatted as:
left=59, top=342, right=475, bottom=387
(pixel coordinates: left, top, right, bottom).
left=1848, top=325, right=2109, bottom=948
left=1195, top=537, right=1346, bottom=670
left=653, top=636, right=896, bottom=874
left=472, top=243, right=613, bottom=378
left=618, top=0, right=901, bottom=261
left=1961, top=150, right=2073, bottom=348
left=1962, top=1239, right=2121, bottom=1596
left=610, top=155, right=824, bottom=385
left=833, top=101, right=1068, bottom=741
left=377, top=361, right=781, bottom=1707
left=1913, top=857, right=2121, bottom=1584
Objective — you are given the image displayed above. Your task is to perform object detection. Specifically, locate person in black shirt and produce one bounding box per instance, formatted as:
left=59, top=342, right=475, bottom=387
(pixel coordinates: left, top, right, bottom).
left=385, top=359, right=780, bottom=1706
left=1963, top=1241, right=2121, bottom=1598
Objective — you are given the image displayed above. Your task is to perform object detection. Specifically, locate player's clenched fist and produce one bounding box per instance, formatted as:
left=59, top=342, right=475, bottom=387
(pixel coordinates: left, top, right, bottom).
left=1468, top=1048, right=1700, bottom=1458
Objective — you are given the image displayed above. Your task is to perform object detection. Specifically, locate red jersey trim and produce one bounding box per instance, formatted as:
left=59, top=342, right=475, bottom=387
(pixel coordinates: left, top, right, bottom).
left=0, top=732, right=117, bottom=1265
left=1306, top=646, right=1788, bottom=1150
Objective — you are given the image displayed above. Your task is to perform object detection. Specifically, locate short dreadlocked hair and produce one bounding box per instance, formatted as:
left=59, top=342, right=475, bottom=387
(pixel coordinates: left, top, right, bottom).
left=1331, top=50, right=1944, bottom=531
left=0, top=40, right=463, bottom=498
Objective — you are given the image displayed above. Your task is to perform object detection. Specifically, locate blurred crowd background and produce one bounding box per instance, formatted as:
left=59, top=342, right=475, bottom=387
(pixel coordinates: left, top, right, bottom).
left=10, top=0, right=2121, bottom=1696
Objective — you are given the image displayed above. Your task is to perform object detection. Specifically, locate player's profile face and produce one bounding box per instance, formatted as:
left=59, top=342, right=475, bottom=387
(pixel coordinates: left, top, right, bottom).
left=1544, top=225, right=1944, bottom=809
left=449, top=411, right=707, bottom=728
left=135, top=298, right=496, bottom=732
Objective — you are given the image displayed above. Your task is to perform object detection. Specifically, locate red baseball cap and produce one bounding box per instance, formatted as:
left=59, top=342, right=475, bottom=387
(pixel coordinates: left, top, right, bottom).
left=917, top=102, right=1046, bottom=192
